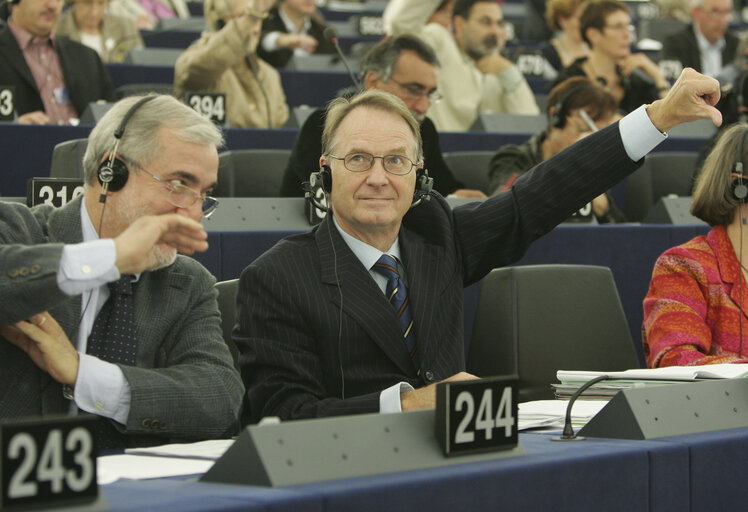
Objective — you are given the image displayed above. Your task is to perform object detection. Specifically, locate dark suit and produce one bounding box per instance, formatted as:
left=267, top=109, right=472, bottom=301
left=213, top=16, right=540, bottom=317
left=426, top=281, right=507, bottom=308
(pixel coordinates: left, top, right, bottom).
left=279, top=106, right=465, bottom=197
left=661, top=24, right=739, bottom=74
left=257, top=6, right=336, bottom=68
left=0, top=197, right=243, bottom=447
left=0, top=25, right=113, bottom=119
left=237, top=122, right=640, bottom=422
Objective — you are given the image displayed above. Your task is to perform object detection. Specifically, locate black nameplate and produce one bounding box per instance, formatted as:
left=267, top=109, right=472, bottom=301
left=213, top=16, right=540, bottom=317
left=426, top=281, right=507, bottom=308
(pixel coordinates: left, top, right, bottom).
left=26, top=178, right=85, bottom=208
left=435, top=376, right=518, bottom=456
left=566, top=201, right=595, bottom=223
left=185, top=92, right=227, bottom=126
left=0, top=86, right=15, bottom=122
left=1, top=415, right=98, bottom=510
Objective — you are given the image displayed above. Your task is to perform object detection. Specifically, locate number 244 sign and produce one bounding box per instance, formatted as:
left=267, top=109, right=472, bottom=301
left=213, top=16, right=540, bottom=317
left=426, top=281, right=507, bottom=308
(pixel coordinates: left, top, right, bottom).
left=435, top=376, right=518, bottom=456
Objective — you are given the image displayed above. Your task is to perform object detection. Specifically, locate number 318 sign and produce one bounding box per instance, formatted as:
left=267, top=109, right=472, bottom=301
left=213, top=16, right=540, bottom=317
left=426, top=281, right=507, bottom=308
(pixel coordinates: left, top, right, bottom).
left=1, top=415, right=98, bottom=509
left=435, top=376, right=518, bottom=456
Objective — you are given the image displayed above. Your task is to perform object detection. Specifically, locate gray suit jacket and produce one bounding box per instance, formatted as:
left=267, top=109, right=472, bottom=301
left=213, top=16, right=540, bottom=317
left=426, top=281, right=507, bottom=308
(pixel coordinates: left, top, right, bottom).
left=237, top=123, right=640, bottom=422
left=0, top=197, right=243, bottom=446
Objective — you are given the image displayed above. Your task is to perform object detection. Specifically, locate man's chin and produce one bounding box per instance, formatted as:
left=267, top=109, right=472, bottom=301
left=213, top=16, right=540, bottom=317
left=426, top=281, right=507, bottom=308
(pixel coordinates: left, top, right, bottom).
left=150, top=245, right=178, bottom=271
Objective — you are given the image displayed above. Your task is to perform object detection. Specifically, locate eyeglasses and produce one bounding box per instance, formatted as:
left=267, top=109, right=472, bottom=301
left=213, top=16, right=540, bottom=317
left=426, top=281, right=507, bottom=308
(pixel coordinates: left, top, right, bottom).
left=603, top=23, right=634, bottom=32
left=389, top=78, right=443, bottom=104
left=327, top=153, right=417, bottom=175
left=137, top=166, right=219, bottom=217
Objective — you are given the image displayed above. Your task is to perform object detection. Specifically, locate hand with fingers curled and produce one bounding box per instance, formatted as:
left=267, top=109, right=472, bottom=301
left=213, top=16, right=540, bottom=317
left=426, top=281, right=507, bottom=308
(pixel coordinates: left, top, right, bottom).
left=113, top=213, right=209, bottom=275
left=1, top=312, right=79, bottom=385
left=400, top=371, right=479, bottom=411
left=645, top=68, right=722, bottom=134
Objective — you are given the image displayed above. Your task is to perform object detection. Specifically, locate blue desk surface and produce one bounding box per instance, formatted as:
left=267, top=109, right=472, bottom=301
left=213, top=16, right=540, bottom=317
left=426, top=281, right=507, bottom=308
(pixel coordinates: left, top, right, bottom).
left=100, top=426, right=748, bottom=511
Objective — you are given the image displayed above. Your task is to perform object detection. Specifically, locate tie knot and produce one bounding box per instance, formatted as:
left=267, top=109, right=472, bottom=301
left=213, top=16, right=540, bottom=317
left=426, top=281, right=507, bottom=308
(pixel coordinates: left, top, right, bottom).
left=372, top=254, right=400, bottom=280
left=109, top=275, right=134, bottom=296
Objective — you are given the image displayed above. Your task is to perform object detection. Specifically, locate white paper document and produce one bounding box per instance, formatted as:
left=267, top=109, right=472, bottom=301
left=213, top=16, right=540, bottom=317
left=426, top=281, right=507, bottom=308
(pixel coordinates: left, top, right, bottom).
left=518, top=400, right=607, bottom=431
left=557, top=363, right=748, bottom=384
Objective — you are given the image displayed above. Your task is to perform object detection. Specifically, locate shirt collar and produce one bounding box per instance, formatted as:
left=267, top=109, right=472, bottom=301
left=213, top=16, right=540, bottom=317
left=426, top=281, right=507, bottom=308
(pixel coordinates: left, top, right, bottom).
left=694, top=24, right=725, bottom=52
left=81, top=198, right=142, bottom=280
left=8, top=18, right=56, bottom=50
left=332, top=214, right=401, bottom=270
left=278, top=7, right=311, bottom=35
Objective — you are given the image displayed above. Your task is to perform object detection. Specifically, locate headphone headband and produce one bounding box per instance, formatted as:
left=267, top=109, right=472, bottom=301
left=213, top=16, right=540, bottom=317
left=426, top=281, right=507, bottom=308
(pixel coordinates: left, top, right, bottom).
left=550, top=84, right=589, bottom=129
left=732, top=126, right=748, bottom=201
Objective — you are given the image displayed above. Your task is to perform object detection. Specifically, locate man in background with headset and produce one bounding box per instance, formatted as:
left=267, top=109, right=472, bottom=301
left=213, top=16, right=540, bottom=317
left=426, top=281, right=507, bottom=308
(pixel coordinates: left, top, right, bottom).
left=0, top=0, right=113, bottom=124
left=237, top=68, right=722, bottom=422
left=0, top=95, right=243, bottom=448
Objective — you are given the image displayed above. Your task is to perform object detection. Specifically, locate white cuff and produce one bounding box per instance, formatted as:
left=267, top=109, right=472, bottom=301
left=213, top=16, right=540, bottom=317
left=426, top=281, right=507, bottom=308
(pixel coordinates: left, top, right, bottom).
left=379, top=381, right=415, bottom=413
left=262, top=31, right=281, bottom=52
left=74, top=353, right=131, bottom=425
left=58, top=239, right=119, bottom=295
left=619, top=104, right=668, bottom=162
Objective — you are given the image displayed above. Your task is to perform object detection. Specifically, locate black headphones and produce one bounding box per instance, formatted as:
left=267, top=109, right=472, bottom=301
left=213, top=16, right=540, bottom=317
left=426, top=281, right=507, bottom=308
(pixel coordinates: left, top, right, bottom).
left=97, top=95, right=158, bottom=202
left=733, top=127, right=748, bottom=201
left=304, top=163, right=434, bottom=212
left=549, top=85, right=589, bottom=129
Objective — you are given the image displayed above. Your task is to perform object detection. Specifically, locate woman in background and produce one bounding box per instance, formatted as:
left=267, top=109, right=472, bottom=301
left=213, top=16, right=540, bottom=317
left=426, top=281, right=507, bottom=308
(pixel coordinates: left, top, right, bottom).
left=643, top=123, right=748, bottom=367
left=542, top=0, right=589, bottom=76
left=55, top=0, right=143, bottom=62
left=553, top=0, right=668, bottom=114
left=174, top=0, right=289, bottom=128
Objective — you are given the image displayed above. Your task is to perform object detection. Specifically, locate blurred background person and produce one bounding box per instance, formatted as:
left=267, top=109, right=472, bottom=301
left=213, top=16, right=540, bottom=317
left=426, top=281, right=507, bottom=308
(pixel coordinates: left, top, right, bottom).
left=174, top=0, right=289, bottom=128
left=488, top=76, right=625, bottom=223
left=384, top=0, right=539, bottom=132
left=280, top=34, right=485, bottom=198
left=109, top=0, right=189, bottom=30
left=643, top=124, right=748, bottom=368
left=542, top=0, right=589, bottom=76
left=0, top=0, right=113, bottom=124
left=661, top=0, right=739, bottom=82
left=554, top=0, right=669, bottom=114
left=257, top=0, right=335, bottom=68
left=55, top=0, right=143, bottom=62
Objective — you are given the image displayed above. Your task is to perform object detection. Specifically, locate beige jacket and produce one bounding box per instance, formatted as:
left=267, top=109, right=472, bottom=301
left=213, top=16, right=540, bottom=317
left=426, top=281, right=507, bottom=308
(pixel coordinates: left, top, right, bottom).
left=383, top=0, right=539, bottom=131
left=174, top=21, right=289, bottom=128
left=54, top=8, right=143, bottom=63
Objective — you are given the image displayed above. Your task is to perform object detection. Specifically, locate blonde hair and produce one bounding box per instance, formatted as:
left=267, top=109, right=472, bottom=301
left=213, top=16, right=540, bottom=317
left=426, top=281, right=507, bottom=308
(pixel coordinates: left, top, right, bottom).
left=692, top=123, right=748, bottom=226
left=321, top=89, right=423, bottom=161
left=546, top=0, right=587, bottom=31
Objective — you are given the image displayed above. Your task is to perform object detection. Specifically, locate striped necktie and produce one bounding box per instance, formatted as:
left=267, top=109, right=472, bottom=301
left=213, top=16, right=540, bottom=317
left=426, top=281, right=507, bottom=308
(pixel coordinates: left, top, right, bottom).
left=372, top=254, right=420, bottom=373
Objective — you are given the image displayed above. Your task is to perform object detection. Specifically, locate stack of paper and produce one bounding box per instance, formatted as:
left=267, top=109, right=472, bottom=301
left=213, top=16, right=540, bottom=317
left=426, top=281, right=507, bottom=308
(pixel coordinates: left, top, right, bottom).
left=518, top=400, right=608, bottom=431
left=553, top=364, right=748, bottom=399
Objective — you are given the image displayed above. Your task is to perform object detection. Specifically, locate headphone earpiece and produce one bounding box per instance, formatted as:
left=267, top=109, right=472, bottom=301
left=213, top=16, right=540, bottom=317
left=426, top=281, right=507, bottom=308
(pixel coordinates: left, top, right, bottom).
left=309, top=164, right=332, bottom=194
left=97, top=154, right=129, bottom=192
left=732, top=127, right=748, bottom=201
left=550, top=84, right=591, bottom=129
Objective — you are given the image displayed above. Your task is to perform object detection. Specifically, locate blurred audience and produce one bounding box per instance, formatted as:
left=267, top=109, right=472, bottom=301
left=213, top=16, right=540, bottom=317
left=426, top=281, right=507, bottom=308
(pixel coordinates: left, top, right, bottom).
left=280, top=34, right=486, bottom=198
left=542, top=0, right=589, bottom=75
left=109, top=0, right=189, bottom=30
left=257, top=0, right=335, bottom=68
left=55, top=0, right=143, bottom=62
left=174, top=0, right=289, bottom=128
left=554, top=0, right=669, bottom=114
left=644, top=123, right=748, bottom=367
left=384, top=0, right=539, bottom=132
left=0, top=0, right=113, bottom=124
left=661, top=0, right=738, bottom=81
left=488, top=76, right=625, bottom=223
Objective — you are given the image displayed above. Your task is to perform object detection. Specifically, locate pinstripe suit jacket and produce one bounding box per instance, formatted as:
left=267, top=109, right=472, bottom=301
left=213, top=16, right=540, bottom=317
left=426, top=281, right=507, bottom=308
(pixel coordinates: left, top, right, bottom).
left=0, top=197, right=243, bottom=446
left=237, top=123, right=639, bottom=421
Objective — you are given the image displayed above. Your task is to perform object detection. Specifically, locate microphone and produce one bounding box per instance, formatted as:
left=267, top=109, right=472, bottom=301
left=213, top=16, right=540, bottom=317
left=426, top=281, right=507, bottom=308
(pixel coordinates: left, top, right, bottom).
left=630, top=67, right=656, bottom=87
left=551, top=374, right=610, bottom=441
left=324, top=26, right=359, bottom=87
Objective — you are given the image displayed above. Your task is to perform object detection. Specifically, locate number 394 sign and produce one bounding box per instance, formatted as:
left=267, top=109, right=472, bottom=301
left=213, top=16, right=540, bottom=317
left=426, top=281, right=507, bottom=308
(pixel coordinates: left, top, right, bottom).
left=1, top=415, right=98, bottom=509
left=435, top=376, right=518, bottom=456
